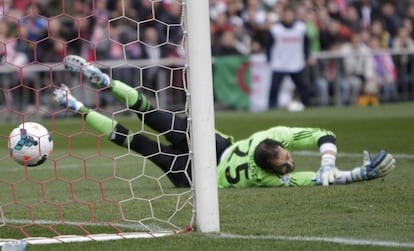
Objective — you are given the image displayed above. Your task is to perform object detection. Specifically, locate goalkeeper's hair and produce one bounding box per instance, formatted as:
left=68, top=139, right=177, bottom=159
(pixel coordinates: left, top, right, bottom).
left=254, top=139, right=283, bottom=174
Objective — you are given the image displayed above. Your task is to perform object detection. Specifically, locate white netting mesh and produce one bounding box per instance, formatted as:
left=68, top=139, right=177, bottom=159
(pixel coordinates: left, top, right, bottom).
left=0, top=0, right=193, bottom=243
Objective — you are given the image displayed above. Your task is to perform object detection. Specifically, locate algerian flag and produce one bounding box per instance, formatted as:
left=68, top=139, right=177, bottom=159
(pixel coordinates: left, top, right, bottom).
left=213, top=54, right=272, bottom=112
left=213, top=54, right=296, bottom=112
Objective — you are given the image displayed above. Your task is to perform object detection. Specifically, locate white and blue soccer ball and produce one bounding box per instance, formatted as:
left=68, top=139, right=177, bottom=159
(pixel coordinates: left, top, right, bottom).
left=9, top=122, right=53, bottom=166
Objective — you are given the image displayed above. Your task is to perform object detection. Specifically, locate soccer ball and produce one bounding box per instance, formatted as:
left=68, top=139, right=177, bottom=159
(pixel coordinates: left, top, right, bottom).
left=9, top=122, right=53, bottom=166
left=286, top=100, right=305, bottom=112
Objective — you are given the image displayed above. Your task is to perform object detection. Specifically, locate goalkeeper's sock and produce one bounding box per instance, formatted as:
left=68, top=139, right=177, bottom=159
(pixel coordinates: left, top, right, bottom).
left=110, top=80, right=151, bottom=111
left=78, top=106, right=89, bottom=113
left=85, top=110, right=116, bottom=138
left=85, top=110, right=130, bottom=147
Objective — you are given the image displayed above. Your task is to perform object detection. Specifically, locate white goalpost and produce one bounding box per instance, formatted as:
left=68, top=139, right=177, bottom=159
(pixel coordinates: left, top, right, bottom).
left=0, top=0, right=219, bottom=246
left=185, top=0, right=220, bottom=233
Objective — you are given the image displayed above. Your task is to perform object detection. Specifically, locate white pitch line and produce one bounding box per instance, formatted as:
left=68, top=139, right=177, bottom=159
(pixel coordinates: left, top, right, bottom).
left=293, top=150, right=414, bottom=159
left=216, top=233, right=414, bottom=249
left=3, top=219, right=414, bottom=248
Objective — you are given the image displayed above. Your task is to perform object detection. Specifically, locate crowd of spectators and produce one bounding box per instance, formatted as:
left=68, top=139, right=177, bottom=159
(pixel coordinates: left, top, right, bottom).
left=1, top=0, right=414, bottom=110
left=0, top=0, right=186, bottom=110
left=210, top=0, right=414, bottom=105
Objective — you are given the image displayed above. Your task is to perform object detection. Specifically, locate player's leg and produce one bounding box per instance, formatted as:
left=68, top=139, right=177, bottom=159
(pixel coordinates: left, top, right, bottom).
left=53, top=84, right=146, bottom=150
left=110, top=80, right=189, bottom=151
left=268, top=72, right=285, bottom=108
left=289, top=70, right=310, bottom=106
left=53, top=84, right=191, bottom=187
left=64, top=55, right=151, bottom=111
left=64, top=55, right=188, bottom=150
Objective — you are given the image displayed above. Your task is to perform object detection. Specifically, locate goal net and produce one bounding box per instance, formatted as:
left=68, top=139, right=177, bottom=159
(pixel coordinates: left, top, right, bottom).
left=0, top=0, right=218, bottom=246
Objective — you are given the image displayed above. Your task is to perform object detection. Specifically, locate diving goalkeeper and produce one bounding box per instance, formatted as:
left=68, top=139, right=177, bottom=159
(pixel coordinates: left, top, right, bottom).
left=53, top=55, right=396, bottom=188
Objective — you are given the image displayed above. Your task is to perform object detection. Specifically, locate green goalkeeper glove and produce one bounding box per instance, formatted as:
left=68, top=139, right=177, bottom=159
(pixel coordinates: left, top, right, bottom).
left=351, top=150, right=396, bottom=181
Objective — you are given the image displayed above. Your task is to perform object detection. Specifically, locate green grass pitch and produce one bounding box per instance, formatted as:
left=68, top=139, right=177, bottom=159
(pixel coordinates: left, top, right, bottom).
left=1, top=102, right=414, bottom=251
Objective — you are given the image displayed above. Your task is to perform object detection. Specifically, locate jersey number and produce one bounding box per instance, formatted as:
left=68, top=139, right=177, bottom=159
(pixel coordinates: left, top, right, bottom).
left=225, top=141, right=251, bottom=184
left=225, top=164, right=248, bottom=184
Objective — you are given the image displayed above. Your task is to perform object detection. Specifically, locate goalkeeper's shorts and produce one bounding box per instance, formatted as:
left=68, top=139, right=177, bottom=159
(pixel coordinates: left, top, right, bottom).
left=215, top=130, right=233, bottom=164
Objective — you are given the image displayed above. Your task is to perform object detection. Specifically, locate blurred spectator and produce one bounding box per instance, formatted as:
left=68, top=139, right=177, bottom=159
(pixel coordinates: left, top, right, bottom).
left=133, top=1, right=158, bottom=22
left=392, top=26, right=414, bottom=99
left=327, top=0, right=345, bottom=22
left=37, top=37, right=65, bottom=64
left=353, top=0, right=380, bottom=29
left=140, top=25, right=172, bottom=89
left=313, top=0, right=328, bottom=10
left=111, top=0, right=138, bottom=20
left=214, top=30, right=244, bottom=56
left=3, top=0, right=414, bottom=110
left=242, top=0, right=267, bottom=37
left=360, top=27, right=372, bottom=45
left=226, top=0, right=244, bottom=18
left=228, top=16, right=251, bottom=55
left=77, top=13, right=96, bottom=59
left=342, top=6, right=362, bottom=33
left=298, top=5, right=320, bottom=54
left=20, top=4, right=48, bottom=42
left=401, top=17, right=414, bottom=38
left=0, top=19, right=28, bottom=67
left=340, top=32, right=373, bottom=105
left=94, top=0, right=110, bottom=22
left=109, top=20, right=141, bottom=81
left=298, top=5, right=322, bottom=104
left=379, top=1, right=399, bottom=38
left=0, top=0, right=12, bottom=15
left=90, top=7, right=111, bottom=61
left=316, top=39, right=342, bottom=106
left=321, top=18, right=353, bottom=50
left=369, top=19, right=392, bottom=48
left=243, top=0, right=267, bottom=28
left=210, top=0, right=227, bottom=21
left=18, top=4, right=48, bottom=62
left=266, top=5, right=310, bottom=108
left=250, top=28, right=268, bottom=53
left=156, top=1, right=183, bottom=46
left=369, top=36, right=398, bottom=102
left=73, top=0, right=93, bottom=17
left=1, top=0, right=24, bottom=18
left=0, top=18, right=31, bottom=111
left=211, top=12, right=232, bottom=55
left=405, top=3, right=414, bottom=39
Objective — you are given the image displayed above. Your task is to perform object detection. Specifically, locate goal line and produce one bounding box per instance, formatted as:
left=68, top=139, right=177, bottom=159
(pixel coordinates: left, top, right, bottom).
left=215, top=233, right=414, bottom=248
left=0, top=231, right=183, bottom=246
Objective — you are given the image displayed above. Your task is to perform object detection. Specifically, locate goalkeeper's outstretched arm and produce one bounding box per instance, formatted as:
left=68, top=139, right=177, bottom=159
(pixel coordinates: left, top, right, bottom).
left=286, top=150, right=395, bottom=187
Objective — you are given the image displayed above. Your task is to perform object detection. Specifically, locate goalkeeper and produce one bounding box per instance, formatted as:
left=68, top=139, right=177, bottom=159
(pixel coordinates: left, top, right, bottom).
left=53, top=55, right=396, bottom=188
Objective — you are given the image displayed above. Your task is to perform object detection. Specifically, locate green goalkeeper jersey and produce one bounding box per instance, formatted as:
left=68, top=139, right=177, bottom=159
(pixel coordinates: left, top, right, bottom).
left=216, top=126, right=335, bottom=188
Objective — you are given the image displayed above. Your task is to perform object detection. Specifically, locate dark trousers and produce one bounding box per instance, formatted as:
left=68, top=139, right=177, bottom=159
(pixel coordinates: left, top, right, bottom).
left=107, top=107, right=232, bottom=187
left=268, top=69, right=309, bottom=108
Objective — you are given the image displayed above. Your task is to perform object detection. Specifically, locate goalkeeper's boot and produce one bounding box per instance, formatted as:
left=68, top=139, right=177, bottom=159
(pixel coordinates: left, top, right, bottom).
left=53, top=84, right=84, bottom=111
left=64, top=55, right=111, bottom=88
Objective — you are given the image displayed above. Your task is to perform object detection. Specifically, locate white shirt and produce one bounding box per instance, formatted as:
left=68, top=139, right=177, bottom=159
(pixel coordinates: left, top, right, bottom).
left=268, top=21, right=307, bottom=72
